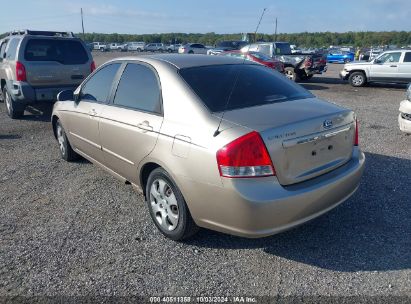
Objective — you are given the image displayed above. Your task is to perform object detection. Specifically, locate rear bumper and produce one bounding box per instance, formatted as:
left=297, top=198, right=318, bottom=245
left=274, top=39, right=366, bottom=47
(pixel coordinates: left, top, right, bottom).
left=6, top=81, right=78, bottom=104
left=183, top=148, right=365, bottom=238
left=399, top=100, right=411, bottom=134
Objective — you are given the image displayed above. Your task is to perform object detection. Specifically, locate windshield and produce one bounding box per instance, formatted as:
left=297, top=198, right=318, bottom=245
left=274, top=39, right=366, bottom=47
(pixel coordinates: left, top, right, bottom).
left=24, top=39, right=88, bottom=64
left=274, top=43, right=292, bottom=55
left=179, top=64, right=313, bottom=112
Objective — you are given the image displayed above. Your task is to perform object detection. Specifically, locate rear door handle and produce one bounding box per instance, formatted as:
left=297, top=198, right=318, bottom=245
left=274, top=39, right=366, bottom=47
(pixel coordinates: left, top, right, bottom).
left=137, top=121, right=153, bottom=132
left=390, top=65, right=398, bottom=67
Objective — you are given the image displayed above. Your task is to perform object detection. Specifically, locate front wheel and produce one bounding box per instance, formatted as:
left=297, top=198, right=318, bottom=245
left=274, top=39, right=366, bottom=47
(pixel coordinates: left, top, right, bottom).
left=4, top=88, right=24, bottom=119
left=146, top=168, right=199, bottom=241
left=284, top=67, right=299, bottom=81
left=55, top=120, right=79, bottom=161
left=349, top=71, right=367, bottom=87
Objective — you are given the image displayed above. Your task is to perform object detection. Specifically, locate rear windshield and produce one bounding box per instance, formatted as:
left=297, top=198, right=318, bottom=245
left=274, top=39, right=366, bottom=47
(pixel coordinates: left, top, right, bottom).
left=275, top=43, right=292, bottom=55
left=179, top=64, right=313, bottom=112
left=24, top=39, right=89, bottom=64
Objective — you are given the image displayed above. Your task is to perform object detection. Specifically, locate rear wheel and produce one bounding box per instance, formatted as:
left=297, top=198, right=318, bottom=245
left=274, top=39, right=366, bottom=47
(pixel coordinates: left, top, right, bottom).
left=146, top=168, right=199, bottom=241
left=349, top=71, right=366, bottom=87
left=188, top=50, right=194, bottom=54
left=56, top=120, right=78, bottom=161
left=4, top=88, right=24, bottom=119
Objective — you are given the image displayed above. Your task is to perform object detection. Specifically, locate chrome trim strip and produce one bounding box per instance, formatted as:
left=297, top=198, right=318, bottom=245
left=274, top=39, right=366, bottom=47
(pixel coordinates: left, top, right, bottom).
left=102, top=147, right=134, bottom=165
left=282, top=125, right=352, bottom=149
left=69, top=132, right=101, bottom=149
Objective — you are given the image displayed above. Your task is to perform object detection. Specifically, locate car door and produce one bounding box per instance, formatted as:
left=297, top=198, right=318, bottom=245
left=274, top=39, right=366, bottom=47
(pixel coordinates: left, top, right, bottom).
left=99, top=62, right=163, bottom=183
left=369, top=52, right=401, bottom=81
left=398, top=52, right=411, bottom=82
left=66, top=63, right=121, bottom=164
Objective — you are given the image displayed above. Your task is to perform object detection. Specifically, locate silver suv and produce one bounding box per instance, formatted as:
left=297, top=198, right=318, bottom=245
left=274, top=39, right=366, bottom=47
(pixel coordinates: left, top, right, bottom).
left=0, top=30, right=94, bottom=118
left=340, top=50, right=411, bottom=87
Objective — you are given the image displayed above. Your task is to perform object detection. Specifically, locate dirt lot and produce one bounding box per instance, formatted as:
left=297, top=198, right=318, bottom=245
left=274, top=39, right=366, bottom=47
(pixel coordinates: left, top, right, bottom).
left=0, top=52, right=410, bottom=302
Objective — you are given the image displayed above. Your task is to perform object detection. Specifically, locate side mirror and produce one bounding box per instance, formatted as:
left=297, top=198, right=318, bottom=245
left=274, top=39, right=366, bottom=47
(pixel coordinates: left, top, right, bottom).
left=57, top=90, right=74, bottom=101
left=374, top=59, right=381, bottom=64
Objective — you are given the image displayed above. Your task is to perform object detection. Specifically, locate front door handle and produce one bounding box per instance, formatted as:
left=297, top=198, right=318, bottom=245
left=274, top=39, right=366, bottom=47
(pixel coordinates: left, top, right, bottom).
left=137, top=121, right=153, bottom=132
left=88, top=109, right=97, bottom=116
left=390, top=65, right=398, bottom=67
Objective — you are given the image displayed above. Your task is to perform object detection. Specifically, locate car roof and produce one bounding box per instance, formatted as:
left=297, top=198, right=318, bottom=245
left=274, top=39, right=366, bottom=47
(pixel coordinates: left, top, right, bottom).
left=109, top=54, right=256, bottom=69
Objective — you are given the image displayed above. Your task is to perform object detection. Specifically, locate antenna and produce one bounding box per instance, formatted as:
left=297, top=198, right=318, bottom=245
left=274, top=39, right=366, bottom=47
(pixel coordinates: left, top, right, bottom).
left=213, top=8, right=267, bottom=137
left=81, top=8, right=85, bottom=39
left=274, top=17, right=278, bottom=41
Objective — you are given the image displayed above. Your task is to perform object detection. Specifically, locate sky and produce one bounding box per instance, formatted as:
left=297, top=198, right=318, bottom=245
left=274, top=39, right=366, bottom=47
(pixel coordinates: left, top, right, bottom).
left=1, top=0, right=410, bottom=34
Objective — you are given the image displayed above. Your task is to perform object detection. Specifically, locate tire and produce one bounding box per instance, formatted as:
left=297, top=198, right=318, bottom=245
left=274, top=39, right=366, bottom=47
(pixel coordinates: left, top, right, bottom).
left=100, top=47, right=104, bottom=52
left=344, top=58, right=350, bottom=63
left=137, top=48, right=142, bottom=52
left=188, top=50, right=194, bottom=54
left=55, top=119, right=79, bottom=162
left=146, top=168, right=199, bottom=241
left=3, top=88, right=24, bottom=119
left=168, top=49, right=172, bottom=53
left=284, top=67, right=299, bottom=81
left=349, top=71, right=367, bottom=87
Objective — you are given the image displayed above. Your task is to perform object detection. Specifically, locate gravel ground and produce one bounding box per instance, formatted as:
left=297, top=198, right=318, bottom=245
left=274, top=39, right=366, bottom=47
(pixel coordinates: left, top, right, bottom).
left=0, top=52, right=410, bottom=303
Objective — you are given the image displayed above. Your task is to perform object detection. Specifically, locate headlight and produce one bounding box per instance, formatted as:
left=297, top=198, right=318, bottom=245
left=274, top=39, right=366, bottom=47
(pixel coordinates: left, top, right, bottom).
left=406, top=83, right=411, bottom=101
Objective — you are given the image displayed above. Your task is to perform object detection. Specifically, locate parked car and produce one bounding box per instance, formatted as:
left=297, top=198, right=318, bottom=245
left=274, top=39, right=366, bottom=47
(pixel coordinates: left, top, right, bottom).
left=127, top=41, right=146, bottom=52
left=51, top=54, right=364, bottom=240
left=369, top=48, right=383, bottom=60
left=92, top=42, right=108, bottom=52
left=166, top=44, right=182, bottom=53
left=109, top=43, right=127, bottom=52
left=399, top=83, right=411, bottom=134
left=242, top=42, right=327, bottom=81
left=327, top=51, right=355, bottom=63
left=340, top=50, right=411, bottom=87
left=218, top=50, right=284, bottom=73
left=0, top=30, right=95, bottom=118
left=178, top=43, right=208, bottom=54
left=207, top=40, right=248, bottom=55
left=144, top=43, right=165, bottom=52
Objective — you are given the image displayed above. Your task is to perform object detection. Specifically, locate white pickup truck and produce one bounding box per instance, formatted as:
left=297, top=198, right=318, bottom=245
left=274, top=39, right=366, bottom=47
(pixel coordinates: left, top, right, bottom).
left=92, top=42, right=108, bottom=52
left=340, top=50, right=411, bottom=87
left=109, top=43, right=128, bottom=52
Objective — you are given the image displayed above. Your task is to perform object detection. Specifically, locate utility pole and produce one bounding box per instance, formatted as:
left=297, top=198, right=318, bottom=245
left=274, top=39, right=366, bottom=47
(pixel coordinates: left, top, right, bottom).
left=81, top=8, right=85, bottom=39
left=274, top=17, right=278, bottom=41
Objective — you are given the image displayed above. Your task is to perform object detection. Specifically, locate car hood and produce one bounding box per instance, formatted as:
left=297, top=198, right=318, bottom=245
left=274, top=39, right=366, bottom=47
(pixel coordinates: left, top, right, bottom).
left=344, top=61, right=372, bottom=68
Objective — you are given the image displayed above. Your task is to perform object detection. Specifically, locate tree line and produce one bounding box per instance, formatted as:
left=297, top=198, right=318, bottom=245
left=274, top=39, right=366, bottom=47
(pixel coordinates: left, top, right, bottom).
left=1, top=31, right=411, bottom=47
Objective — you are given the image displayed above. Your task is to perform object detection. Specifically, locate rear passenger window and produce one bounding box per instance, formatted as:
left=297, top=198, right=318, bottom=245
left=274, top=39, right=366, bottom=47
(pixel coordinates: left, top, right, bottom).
left=81, top=63, right=121, bottom=102
left=5, top=38, right=20, bottom=60
left=0, top=41, right=8, bottom=59
left=113, top=63, right=161, bottom=114
left=404, top=52, right=411, bottom=63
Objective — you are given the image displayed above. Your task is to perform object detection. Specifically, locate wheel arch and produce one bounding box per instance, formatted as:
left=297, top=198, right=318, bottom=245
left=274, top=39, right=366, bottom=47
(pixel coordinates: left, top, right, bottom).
left=51, top=115, right=59, bottom=139
left=140, top=162, right=161, bottom=197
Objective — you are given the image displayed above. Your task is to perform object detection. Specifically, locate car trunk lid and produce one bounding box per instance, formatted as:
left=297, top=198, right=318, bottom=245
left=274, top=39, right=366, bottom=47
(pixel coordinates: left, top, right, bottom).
left=220, top=98, right=356, bottom=185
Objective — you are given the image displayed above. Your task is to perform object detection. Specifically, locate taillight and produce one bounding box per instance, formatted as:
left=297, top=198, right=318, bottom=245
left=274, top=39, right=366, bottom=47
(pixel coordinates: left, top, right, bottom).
left=16, top=61, right=26, bottom=81
left=90, top=61, right=96, bottom=72
left=354, top=119, right=359, bottom=146
left=216, top=131, right=275, bottom=178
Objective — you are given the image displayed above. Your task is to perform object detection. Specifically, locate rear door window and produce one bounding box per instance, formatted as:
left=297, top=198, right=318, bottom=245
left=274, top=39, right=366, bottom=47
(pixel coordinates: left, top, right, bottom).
left=24, top=39, right=89, bottom=64
left=5, top=38, right=20, bottom=60
left=113, top=63, right=162, bottom=114
left=403, top=52, right=411, bottom=63
left=179, top=64, right=313, bottom=112
left=80, top=63, right=121, bottom=103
